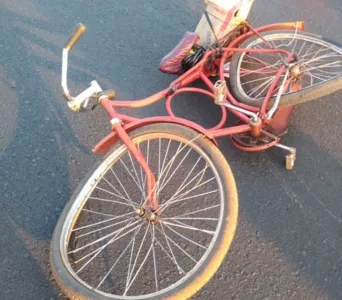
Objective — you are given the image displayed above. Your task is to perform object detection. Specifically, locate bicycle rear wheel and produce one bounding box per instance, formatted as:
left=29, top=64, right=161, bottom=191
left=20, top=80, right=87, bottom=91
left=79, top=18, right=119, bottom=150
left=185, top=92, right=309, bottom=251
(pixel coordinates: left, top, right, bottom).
left=50, top=123, right=238, bottom=300
left=229, top=30, right=342, bottom=107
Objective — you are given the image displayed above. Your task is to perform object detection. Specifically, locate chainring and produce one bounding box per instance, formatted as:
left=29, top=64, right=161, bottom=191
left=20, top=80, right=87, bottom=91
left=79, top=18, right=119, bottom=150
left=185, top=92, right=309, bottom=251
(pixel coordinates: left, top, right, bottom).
left=232, top=124, right=280, bottom=148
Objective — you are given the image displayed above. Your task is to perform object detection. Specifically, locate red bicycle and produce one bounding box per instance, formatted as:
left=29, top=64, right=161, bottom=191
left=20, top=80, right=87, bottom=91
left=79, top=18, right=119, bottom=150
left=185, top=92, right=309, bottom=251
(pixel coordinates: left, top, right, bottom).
left=50, top=15, right=342, bottom=300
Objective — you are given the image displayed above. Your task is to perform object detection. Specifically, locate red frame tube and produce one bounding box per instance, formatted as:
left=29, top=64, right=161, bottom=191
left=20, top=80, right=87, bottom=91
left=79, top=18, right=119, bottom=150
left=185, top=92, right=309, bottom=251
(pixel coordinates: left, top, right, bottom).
left=165, top=87, right=228, bottom=130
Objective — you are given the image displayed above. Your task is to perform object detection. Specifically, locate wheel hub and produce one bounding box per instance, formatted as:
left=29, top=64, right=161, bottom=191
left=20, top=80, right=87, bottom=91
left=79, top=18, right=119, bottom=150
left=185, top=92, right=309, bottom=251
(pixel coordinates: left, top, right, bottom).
left=289, top=63, right=303, bottom=82
left=136, top=207, right=158, bottom=223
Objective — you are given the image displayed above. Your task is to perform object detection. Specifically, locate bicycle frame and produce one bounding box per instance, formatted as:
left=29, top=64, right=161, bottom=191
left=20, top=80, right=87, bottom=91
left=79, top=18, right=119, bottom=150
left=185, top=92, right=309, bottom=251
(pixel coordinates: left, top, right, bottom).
left=92, top=21, right=304, bottom=211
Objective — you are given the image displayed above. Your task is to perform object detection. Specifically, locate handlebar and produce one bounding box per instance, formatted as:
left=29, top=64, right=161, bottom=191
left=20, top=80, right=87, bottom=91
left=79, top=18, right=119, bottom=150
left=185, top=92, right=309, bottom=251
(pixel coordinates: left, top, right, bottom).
left=64, top=23, right=87, bottom=51
left=61, top=23, right=103, bottom=111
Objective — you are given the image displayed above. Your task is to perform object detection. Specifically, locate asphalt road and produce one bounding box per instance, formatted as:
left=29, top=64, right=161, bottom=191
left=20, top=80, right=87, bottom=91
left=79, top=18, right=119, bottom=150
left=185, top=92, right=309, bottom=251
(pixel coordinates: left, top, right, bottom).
left=0, top=0, right=342, bottom=299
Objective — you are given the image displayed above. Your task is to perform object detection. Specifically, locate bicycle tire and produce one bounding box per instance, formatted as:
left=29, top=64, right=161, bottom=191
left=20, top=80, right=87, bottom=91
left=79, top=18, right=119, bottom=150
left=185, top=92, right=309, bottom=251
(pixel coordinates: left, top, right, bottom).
left=50, top=123, right=238, bottom=300
left=229, top=30, right=342, bottom=107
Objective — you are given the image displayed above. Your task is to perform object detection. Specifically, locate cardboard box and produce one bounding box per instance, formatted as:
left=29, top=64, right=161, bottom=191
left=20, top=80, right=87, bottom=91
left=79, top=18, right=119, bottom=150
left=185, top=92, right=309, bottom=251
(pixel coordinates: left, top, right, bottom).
left=195, top=0, right=254, bottom=46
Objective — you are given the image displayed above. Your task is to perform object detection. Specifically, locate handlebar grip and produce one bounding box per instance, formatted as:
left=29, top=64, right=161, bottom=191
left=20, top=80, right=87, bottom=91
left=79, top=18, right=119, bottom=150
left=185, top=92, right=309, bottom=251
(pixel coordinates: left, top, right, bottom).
left=64, top=23, right=87, bottom=51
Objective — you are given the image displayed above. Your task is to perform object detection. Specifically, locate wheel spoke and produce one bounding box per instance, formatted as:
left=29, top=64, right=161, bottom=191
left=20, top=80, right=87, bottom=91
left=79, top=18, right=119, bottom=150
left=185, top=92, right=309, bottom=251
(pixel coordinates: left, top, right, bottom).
left=300, top=41, right=316, bottom=61
left=141, top=135, right=202, bottom=208
left=152, top=230, right=185, bottom=274
left=74, top=224, right=140, bottom=268
left=72, top=211, right=135, bottom=232
left=292, top=36, right=298, bottom=53
left=304, top=70, right=330, bottom=82
left=241, top=57, right=282, bottom=77
left=158, top=163, right=210, bottom=212
left=155, top=225, right=197, bottom=263
left=159, top=222, right=184, bottom=274
left=160, top=187, right=218, bottom=213
left=74, top=220, right=141, bottom=274
left=161, top=220, right=215, bottom=235
left=125, top=223, right=150, bottom=290
left=163, top=222, right=207, bottom=250
left=102, top=176, right=126, bottom=199
left=70, top=219, right=141, bottom=255
left=110, top=168, right=138, bottom=208
left=96, top=223, right=143, bottom=289
left=247, top=77, right=274, bottom=97
left=124, top=223, right=152, bottom=295
left=300, top=47, right=333, bottom=62
left=128, top=151, right=144, bottom=192
left=158, top=139, right=172, bottom=193
left=94, top=186, right=131, bottom=203
left=242, top=75, right=278, bottom=86
left=303, top=55, right=342, bottom=67
left=309, top=65, right=342, bottom=76
left=95, top=185, right=137, bottom=207
left=151, top=225, right=159, bottom=292
left=302, top=63, right=342, bottom=83
left=88, top=196, right=133, bottom=207
left=166, top=204, right=220, bottom=219
left=158, top=146, right=193, bottom=194
left=304, top=60, right=342, bottom=72
left=254, top=76, right=278, bottom=98
left=297, top=40, right=307, bottom=57
left=125, top=227, right=138, bottom=289
left=120, top=158, right=144, bottom=195
left=164, top=217, right=218, bottom=221
left=158, top=142, right=182, bottom=192
left=160, top=176, right=215, bottom=213
left=168, top=156, right=202, bottom=197
left=137, top=142, right=145, bottom=197
left=245, top=52, right=275, bottom=68
left=81, top=208, right=117, bottom=218
left=76, top=218, right=136, bottom=239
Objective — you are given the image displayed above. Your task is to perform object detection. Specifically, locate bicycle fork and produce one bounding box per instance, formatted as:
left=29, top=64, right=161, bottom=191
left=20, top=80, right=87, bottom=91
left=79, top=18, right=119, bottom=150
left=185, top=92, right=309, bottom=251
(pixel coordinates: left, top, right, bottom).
left=109, top=119, right=158, bottom=213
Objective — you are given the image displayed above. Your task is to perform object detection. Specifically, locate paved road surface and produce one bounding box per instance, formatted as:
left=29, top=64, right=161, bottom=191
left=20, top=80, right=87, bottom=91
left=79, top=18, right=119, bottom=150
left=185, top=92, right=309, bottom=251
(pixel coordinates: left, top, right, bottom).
left=0, top=0, right=342, bottom=299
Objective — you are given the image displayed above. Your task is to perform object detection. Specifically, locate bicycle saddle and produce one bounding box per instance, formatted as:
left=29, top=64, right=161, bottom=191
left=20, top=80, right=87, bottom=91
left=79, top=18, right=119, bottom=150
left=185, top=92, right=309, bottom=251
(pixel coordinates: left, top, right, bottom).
left=159, top=31, right=200, bottom=74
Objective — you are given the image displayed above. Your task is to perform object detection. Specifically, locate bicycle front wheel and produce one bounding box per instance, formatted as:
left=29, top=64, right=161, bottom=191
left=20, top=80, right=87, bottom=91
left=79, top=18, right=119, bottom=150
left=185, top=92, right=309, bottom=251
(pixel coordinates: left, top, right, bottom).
left=229, top=30, right=342, bottom=107
left=50, top=123, right=238, bottom=300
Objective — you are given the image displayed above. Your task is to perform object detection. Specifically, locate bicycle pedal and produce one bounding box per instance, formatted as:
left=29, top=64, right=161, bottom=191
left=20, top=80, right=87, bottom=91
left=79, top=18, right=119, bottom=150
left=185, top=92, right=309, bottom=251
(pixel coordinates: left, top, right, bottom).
left=286, top=152, right=296, bottom=170
left=274, top=143, right=296, bottom=170
left=213, top=80, right=227, bottom=105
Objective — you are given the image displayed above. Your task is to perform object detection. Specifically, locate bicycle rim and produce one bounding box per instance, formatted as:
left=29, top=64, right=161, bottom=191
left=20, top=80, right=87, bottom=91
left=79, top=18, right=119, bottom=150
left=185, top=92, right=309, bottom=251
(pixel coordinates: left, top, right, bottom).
left=236, top=32, right=342, bottom=103
left=59, top=132, right=226, bottom=299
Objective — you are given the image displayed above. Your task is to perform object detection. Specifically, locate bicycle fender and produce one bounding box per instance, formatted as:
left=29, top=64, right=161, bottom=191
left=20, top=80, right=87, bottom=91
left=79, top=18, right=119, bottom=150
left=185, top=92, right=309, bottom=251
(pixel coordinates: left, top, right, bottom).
left=92, top=117, right=217, bottom=155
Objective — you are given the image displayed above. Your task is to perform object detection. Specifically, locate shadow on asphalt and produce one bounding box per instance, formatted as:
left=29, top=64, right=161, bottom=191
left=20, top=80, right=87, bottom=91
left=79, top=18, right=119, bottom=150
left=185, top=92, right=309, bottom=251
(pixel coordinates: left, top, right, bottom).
left=215, top=123, right=342, bottom=299
left=0, top=1, right=96, bottom=298
left=0, top=0, right=341, bottom=299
